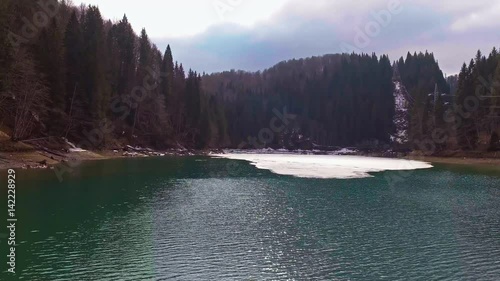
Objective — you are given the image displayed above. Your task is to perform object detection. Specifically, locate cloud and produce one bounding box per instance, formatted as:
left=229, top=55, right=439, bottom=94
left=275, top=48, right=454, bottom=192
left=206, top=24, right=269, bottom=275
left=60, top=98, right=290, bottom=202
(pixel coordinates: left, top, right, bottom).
left=417, top=0, right=491, bottom=13
left=75, top=0, right=289, bottom=37
left=78, top=0, right=499, bottom=75
left=156, top=1, right=454, bottom=73
left=450, top=3, right=500, bottom=32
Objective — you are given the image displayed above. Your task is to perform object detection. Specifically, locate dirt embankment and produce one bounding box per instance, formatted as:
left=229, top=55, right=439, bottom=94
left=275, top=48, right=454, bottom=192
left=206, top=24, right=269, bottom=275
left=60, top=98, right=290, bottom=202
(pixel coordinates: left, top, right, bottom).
left=0, top=130, right=132, bottom=170
left=407, top=155, right=500, bottom=166
left=0, top=133, right=206, bottom=171
left=406, top=151, right=500, bottom=166
left=0, top=148, right=109, bottom=170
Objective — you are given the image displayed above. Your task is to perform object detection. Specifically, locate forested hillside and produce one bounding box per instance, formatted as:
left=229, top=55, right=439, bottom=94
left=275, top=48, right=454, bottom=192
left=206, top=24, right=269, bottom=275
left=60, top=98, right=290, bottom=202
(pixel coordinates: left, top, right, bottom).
left=203, top=49, right=500, bottom=153
left=0, top=0, right=224, bottom=150
left=0, top=0, right=499, bottom=154
left=393, top=49, right=500, bottom=153
left=203, top=54, right=395, bottom=149
left=395, top=52, right=450, bottom=149
left=453, top=49, right=500, bottom=151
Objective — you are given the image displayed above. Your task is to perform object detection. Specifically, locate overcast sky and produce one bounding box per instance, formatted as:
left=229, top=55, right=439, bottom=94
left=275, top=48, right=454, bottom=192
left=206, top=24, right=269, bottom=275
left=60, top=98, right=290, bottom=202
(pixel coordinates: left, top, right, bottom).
left=75, top=0, right=500, bottom=75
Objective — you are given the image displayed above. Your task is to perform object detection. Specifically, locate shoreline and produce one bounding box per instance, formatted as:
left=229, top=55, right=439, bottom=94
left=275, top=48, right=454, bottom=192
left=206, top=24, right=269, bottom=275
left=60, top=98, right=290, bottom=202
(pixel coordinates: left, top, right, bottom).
left=1, top=149, right=500, bottom=171
left=406, top=156, right=500, bottom=166
left=0, top=150, right=112, bottom=170
left=0, top=149, right=195, bottom=171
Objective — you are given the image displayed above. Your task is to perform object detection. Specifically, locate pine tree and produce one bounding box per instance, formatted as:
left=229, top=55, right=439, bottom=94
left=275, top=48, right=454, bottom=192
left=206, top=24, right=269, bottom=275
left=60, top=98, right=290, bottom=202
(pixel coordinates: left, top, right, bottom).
left=434, top=90, right=445, bottom=151
left=490, top=61, right=500, bottom=127
left=81, top=5, right=109, bottom=129
left=130, top=28, right=152, bottom=137
left=196, top=108, right=211, bottom=149
left=172, top=62, right=186, bottom=136
left=35, top=18, right=67, bottom=136
left=184, top=70, right=202, bottom=144
left=475, top=50, right=483, bottom=64
left=115, top=15, right=136, bottom=97
left=161, top=45, right=174, bottom=110
left=63, top=11, right=86, bottom=138
left=455, top=61, right=479, bottom=149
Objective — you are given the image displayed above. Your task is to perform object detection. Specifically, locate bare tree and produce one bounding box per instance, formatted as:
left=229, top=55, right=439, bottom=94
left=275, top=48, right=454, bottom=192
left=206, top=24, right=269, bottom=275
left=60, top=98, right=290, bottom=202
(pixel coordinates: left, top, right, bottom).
left=7, top=50, right=49, bottom=141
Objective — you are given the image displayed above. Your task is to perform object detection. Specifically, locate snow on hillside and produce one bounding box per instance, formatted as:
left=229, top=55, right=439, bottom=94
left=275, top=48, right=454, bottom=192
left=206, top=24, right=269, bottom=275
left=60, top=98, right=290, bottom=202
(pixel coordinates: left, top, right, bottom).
left=391, top=81, right=409, bottom=144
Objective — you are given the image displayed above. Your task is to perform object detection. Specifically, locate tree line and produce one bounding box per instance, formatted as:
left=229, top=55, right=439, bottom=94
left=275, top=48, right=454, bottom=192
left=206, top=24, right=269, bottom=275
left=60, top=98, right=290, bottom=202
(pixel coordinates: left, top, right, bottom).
left=0, top=1, right=499, bottom=153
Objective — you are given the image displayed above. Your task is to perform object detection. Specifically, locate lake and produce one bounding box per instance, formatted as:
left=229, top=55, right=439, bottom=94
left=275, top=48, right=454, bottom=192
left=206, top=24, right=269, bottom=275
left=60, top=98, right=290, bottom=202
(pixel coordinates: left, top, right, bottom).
left=1, top=155, right=500, bottom=280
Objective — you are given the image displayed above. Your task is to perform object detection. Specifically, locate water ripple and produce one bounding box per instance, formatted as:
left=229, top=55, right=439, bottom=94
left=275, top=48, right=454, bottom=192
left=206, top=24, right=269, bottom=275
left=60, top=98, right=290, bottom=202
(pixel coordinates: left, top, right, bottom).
left=8, top=157, right=500, bottom=280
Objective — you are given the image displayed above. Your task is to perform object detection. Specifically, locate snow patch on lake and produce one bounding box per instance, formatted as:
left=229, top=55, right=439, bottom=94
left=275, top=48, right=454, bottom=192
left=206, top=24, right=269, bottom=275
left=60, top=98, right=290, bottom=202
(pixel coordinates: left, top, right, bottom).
left=213, top=154, right=433, bottom=179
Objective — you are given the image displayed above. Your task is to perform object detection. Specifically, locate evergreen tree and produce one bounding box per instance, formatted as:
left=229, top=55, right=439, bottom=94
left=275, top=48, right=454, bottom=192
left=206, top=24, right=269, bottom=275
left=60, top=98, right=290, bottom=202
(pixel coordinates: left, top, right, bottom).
left=172, top=62, right=186, bottom=136
left=130, top=28, right=152, bottom=136
left=81, top=5, right=108, bottom=128
left=161, top=45, right=174, bottom=111
left=115, top=15, right=136, bottom=97
left=35, top=18, right=67, bottom=136
left=490, top=59, right=500, bottom=131
left=63, top=11, right=86, bottom=138
left=185, top=70, right=201, bottom=135
left=455, top=61, right=478, bottom=149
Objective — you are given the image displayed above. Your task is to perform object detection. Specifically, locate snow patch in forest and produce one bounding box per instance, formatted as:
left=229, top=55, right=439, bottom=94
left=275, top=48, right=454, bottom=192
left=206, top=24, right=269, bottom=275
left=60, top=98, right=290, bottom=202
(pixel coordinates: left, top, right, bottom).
left=212, top=153, right=432, bottom=179
left=392, top=81, right=409, bottom=144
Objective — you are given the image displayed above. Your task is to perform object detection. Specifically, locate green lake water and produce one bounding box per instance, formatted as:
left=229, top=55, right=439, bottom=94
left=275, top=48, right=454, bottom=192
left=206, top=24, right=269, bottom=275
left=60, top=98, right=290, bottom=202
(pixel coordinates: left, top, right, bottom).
left=1, top=156, right=500, bottom=280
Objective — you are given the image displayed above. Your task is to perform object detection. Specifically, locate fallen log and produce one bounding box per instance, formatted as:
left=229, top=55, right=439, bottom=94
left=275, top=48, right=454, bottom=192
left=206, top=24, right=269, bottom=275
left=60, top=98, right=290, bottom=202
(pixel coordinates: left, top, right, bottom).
left=35, top=146, right=67, bottom=158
